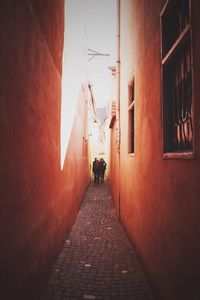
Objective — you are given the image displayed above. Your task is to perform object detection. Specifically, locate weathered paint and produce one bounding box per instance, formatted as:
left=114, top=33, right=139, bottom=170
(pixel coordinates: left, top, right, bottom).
left=110, top=0, right=200, bottom=299
left=0, top=1, right=90, bottom=299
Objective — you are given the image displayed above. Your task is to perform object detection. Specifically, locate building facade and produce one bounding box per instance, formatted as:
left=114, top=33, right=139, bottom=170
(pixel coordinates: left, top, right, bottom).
left=110, top=0, right=200, bottom=299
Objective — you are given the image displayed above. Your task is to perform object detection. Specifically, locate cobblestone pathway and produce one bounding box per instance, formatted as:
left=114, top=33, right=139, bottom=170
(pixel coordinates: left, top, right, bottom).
left=40, top=183, right=155, bottom=300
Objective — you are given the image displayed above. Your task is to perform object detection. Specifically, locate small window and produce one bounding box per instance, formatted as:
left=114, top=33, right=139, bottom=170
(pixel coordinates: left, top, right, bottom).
left=128, top=78, right=135, bottom=154
left=161, top=0, right=193, bottom=154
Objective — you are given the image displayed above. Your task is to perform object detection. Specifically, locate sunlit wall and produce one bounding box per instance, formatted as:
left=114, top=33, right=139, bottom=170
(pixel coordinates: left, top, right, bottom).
left=61, top=0, right=116, bottom=169
left=61, top=0, right=87, bottom=169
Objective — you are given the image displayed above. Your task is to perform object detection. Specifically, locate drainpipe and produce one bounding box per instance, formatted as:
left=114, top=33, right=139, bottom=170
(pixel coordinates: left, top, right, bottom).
left=116, top=0, right=121, bottom=219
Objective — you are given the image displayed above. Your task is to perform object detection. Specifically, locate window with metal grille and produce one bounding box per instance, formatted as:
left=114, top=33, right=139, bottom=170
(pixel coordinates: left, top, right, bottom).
left=161, top=0, right=193, bottom=154
left=128, top=78, right=135, bottom=154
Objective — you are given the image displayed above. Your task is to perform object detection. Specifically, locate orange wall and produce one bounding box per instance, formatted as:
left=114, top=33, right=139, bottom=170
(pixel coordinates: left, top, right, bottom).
left=109, top=122, right=120, bottom=218
left=110, top=0, right=200, bottom=299
left=0, top=1, right=90, bottom=299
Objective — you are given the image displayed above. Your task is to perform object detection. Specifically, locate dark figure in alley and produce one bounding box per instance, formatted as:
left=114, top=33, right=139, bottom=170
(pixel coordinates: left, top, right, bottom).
left=99, top=158, right=107, bottom=182
left=92, top=158, right=100, bottom=184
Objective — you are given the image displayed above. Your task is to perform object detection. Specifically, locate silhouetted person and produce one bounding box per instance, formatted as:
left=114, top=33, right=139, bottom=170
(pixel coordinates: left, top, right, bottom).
left=92, top=158, right=100, bottom=184
left=99, top=158, right=106, bottom=182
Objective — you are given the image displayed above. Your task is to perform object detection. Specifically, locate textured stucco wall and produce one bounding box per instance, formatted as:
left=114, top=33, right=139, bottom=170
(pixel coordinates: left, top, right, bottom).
left=109, top=121, right=120, bottom=218
left=112, top=0, right=200, bottom=299
left=0, top=1, right=89, bottom=299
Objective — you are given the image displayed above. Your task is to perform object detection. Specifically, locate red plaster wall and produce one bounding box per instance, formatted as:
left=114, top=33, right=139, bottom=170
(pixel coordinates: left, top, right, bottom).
left=0, top=1, right=90, bottom=299
left=109, top=122, right=120, bottom=218
left=111, top=0, right=200, bottom=299
left=30, top=0, right=64, bottom=74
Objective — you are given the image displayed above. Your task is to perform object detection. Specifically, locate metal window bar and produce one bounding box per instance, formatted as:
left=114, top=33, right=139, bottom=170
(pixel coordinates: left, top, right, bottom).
left=162, top=0, right=190, bottom=57
left=172, top=40, right=193, bottom=151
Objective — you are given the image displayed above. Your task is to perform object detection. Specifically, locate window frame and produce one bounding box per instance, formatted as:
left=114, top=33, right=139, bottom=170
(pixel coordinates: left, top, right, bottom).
left=160, top=0, right=194, bottom=159
left=128, top=75, right=135, bottom=156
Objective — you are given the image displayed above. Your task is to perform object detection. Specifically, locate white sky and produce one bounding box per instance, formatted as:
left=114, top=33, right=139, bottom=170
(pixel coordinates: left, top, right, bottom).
left=85, top=0, right=116, bottom=107
left=61, top=0, right=116, bottom=168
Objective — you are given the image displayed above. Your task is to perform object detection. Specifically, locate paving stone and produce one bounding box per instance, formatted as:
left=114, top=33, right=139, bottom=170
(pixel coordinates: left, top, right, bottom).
left=40, top=183, right=155, bottom=299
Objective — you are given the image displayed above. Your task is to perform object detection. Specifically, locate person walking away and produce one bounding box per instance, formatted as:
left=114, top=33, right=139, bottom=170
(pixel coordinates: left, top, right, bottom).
left=99, top=158, right=107, bottom=182
left=92, top=158, right=99, bottom=184
left=98, top=158, right=103, bottom=182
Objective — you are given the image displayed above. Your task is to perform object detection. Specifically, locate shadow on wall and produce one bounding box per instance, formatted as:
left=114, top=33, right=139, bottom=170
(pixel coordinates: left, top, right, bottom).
left=0, top=1, right=90, bottom=299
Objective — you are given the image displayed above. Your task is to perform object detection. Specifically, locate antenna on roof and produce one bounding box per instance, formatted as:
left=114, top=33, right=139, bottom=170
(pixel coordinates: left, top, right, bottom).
left=87, top=48, right=110, bottom=62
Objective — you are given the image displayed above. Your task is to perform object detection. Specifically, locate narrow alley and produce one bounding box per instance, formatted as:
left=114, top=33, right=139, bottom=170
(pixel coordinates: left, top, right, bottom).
left=40, top=183, right=155, bottom=300
left=1, top=1, right=200, bottom=299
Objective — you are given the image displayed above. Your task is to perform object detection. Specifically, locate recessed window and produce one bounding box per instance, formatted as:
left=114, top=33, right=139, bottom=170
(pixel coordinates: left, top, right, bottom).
left=161, top=0, right=193, bottom=154
left=128, top=78, right=135, bottom=154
